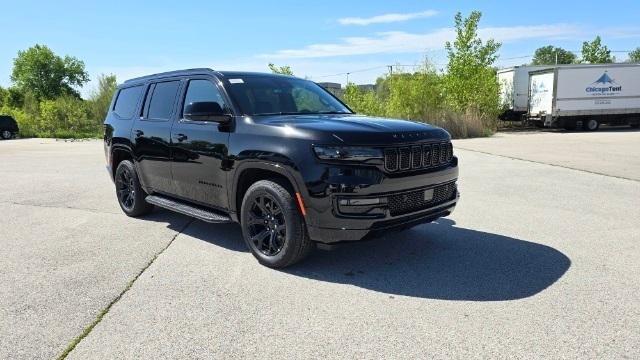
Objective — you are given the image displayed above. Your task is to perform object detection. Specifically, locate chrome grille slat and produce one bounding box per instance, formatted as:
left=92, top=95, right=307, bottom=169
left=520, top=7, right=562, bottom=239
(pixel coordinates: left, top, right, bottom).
left=422, top=144, right=431, bottom=167
left=384, top=148, right=398, bottom=172
left=383, top=141, right=453, bottom=173
left=411, top=146, right=422, bottom=169
left=431, top=144, right=440, bottom=166
left=398, top=147, right=411, bottom=170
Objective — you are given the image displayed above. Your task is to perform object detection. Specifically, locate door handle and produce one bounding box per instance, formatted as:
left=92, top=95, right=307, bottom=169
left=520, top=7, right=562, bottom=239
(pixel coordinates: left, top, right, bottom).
left=174, top=133, right=188, bottom=142
left=134, top=129, right=144, bottom=137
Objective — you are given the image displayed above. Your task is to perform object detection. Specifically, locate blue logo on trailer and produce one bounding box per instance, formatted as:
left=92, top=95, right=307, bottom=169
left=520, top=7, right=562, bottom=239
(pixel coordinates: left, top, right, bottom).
left=585, top=71, right=622, bottom=95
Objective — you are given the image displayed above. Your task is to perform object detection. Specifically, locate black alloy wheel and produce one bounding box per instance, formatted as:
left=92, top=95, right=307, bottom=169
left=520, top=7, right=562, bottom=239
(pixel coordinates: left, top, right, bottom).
left=246, top=194, right=287, bottom=256
left=114, top=160, right=154, bottom=217
left=116, top=166, right=136, bottom=212
left=240, top=179, right=314, bottom=268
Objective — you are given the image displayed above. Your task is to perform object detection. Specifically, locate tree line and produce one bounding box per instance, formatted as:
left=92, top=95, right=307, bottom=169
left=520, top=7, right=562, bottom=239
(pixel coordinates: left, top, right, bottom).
left=531, top=37, right=640, bottom=65
left=0, top=45, right=116, bottom=138
left=2, top=11, right=639, bottom=139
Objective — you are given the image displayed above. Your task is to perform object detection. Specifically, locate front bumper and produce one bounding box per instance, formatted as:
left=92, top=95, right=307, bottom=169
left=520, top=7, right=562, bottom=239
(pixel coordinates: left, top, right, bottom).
left=307, top=194, right=458, bottom=243
left=303, top=160, right=459, bottom=243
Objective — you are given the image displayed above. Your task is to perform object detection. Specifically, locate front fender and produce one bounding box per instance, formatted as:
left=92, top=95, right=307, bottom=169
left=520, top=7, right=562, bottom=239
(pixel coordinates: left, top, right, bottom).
left=229, top=158, right=307, bottom=214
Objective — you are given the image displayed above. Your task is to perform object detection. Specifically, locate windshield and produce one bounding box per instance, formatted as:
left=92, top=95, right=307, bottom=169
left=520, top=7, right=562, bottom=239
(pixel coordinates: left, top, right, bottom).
left=224, top=76, right=352, bottom=116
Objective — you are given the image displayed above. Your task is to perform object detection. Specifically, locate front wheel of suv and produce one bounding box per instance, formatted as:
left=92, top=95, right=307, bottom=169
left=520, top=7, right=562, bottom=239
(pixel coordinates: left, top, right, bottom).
left=114, top=160, right=154, bottom=217
left=240, top=180, right=314, bottom=268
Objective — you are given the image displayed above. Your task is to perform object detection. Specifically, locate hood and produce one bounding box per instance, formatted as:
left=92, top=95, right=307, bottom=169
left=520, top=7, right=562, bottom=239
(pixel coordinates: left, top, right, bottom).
left=251, top=114, right=450, bottom=144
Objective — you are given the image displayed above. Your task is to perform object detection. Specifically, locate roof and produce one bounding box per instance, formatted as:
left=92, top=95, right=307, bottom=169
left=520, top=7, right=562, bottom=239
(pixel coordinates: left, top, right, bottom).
left=500, top=63, right=640, bottom=73
left=122, top=68, right=297, bottom=86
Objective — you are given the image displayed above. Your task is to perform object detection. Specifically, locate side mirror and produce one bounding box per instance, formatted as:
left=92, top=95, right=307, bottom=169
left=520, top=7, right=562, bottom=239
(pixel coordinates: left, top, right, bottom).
left=184, top=102, right=231, bottom=123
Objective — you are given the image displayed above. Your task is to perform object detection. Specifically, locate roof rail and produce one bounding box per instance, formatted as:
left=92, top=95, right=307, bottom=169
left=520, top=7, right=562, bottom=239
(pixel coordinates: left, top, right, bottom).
left=123, top=68, right=217, bottom=83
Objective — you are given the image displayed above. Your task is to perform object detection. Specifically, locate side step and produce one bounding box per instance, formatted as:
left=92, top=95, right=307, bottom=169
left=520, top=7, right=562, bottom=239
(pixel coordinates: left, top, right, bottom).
left=145, top=195, right=233, bottom=223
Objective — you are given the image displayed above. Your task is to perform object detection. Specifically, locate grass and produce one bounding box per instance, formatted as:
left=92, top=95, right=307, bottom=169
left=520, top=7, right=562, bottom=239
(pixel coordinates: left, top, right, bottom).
left=56, top=219, right=194, bottom=359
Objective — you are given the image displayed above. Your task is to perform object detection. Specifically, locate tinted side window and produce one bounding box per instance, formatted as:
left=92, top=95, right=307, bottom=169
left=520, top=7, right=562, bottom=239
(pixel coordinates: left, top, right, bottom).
left=148, top=81, right=180, bottom=120
left=113, top=86, right=142, bottom=119
left=182, top=80, right=227, bottom=117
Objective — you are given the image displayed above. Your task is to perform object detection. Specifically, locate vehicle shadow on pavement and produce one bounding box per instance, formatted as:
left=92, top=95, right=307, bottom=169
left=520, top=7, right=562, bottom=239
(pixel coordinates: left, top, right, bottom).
left=156, top=211, right=571, bottom=301
left=287, top=218, right=571, bottom=301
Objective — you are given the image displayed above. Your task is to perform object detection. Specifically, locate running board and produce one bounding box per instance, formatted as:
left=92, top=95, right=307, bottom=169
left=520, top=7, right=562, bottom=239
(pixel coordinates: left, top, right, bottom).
left=145, top=195, right=232, bottom=223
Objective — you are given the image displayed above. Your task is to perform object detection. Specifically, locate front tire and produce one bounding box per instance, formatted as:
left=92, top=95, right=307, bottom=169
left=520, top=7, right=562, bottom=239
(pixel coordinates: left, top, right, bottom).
left=240, top=180, right=314, bottom=268
left=1, top=130, right=12, bottom=139
left=114, top=160, right=154, bottom=217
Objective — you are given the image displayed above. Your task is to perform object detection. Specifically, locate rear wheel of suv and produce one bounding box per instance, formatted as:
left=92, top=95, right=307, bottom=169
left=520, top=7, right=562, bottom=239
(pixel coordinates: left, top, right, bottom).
left=240, top=180, right=314, bottom=268
left=115, top=160, right=154, bottom=217
left=1, top=130, right=12, bottom=139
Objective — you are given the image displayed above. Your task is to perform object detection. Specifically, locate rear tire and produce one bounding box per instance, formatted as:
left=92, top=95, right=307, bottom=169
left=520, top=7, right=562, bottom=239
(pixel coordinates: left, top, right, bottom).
left=114, top=160, right=154, bottom=217
left=240, top=180, right=314, bottom=268
left=1, top=130, right=12, bottom=139
left=583, top=119, right=600, bottom=131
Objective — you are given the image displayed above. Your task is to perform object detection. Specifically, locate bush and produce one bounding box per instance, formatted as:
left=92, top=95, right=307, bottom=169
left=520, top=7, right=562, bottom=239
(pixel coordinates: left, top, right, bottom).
left=39, top=96, right=99, bottom=137
left=341, top=66, right=497, bottom=139
left=0, top=73, right=115, bottom=139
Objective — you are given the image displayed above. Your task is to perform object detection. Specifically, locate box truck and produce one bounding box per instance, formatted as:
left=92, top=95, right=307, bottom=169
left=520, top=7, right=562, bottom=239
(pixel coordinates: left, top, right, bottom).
left=498, top=65, right=552, bottom=121
left=527, top=64, right=640, bottom=131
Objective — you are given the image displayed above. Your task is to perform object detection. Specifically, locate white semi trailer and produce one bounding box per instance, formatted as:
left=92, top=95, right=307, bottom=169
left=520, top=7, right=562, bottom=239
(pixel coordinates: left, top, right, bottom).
left=498, top=65, right=552, bottom=120
left=527, top=64, right=640, bottom=131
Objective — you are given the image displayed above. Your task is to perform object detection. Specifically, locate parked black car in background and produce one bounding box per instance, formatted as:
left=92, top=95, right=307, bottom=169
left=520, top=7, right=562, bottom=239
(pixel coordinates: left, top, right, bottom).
left=103, top=69, right=459, bottom=268
left=0, top=115, right=19, bottom=139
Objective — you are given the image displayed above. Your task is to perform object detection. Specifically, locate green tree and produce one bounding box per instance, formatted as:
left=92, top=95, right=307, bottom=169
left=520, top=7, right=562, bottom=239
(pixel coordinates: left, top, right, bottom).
left=385, top=67, right=443, bottom=120
left=0, top=86, right=6, bottom=108
left=628, top=47, right=640, bottom=63
left=88, top=74, right=118, bottom=122
left=581, top=36, right=612, bottom=64
left=531, top=46, right=577, bottom=65
left=11, top=44, right=89, bottom=100
left=39, top=96, right=94, bottom=137
left=343, top=83, right=385, bottom=116
left=4, top=87, right=25, bottom=108
left=443, top=11, right=501, bottom=121
left=267, top=63, right=294, bottom=75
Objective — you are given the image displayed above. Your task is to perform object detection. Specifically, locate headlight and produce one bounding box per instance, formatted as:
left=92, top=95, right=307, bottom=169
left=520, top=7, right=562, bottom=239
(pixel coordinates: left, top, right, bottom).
left=313, top=146, right=383, bottom=161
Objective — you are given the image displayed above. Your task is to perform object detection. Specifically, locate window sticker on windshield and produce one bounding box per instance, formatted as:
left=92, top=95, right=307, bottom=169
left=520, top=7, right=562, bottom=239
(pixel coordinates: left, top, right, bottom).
left=229, top=79, right=244, bottom=84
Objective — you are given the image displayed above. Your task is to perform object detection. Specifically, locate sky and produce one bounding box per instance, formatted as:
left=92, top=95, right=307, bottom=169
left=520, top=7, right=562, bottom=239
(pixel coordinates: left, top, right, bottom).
left=2, top=0, right=640, bottom=98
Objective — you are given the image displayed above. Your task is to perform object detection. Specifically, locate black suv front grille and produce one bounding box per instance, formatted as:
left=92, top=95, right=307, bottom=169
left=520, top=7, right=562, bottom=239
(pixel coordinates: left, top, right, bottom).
left=387, top=182, right=456, bottom=216
left=384, top=142, right=453, bottom=173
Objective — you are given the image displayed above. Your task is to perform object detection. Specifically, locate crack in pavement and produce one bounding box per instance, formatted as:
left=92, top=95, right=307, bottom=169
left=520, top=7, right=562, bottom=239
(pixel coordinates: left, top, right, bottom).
left=456, top=147, right=640, bottom=183
left=0, top=201, right=121, bottom=215
left=55, top=218, right=195, bottom=359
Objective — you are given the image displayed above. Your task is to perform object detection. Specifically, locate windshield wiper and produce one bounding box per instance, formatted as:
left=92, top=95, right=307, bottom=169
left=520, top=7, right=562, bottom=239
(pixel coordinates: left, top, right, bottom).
left=252, top=112, right=304, bottom=116
left=313, top=111, right=351, bottom=114
left=252, top=111, right=352, bottom=116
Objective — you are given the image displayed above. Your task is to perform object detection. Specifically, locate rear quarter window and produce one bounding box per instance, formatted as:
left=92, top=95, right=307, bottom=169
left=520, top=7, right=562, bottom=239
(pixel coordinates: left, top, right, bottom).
left=112, top=86, right=143, bottom=119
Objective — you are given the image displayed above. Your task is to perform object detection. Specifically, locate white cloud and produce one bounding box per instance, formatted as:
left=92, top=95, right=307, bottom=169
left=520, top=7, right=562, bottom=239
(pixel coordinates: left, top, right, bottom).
left=338, top=10, right=438, bottom=26
left=260, top=24, right=583, bottom=59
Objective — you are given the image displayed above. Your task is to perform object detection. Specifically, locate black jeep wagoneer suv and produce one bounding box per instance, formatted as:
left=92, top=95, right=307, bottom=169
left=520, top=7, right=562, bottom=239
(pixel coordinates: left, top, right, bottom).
left=104, top=69, right=459, bottom=268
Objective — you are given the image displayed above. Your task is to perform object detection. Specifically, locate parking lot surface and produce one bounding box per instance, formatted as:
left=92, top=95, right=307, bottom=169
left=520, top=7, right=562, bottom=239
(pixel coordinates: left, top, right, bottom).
left=1, top=131, right=639, bottom=359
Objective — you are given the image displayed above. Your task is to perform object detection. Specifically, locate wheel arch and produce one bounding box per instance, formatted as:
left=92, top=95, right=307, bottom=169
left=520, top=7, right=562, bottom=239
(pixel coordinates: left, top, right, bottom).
left=231, top=161, right=304, bottom=221
left=110, top=145, right=134, bottom=179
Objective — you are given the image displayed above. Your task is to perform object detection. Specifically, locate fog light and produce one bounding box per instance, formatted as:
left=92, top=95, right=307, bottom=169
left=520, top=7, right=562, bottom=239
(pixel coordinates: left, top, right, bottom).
left=339, top=198, right=382, bottom=206
left=337, top=197, right=386, bottom=217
